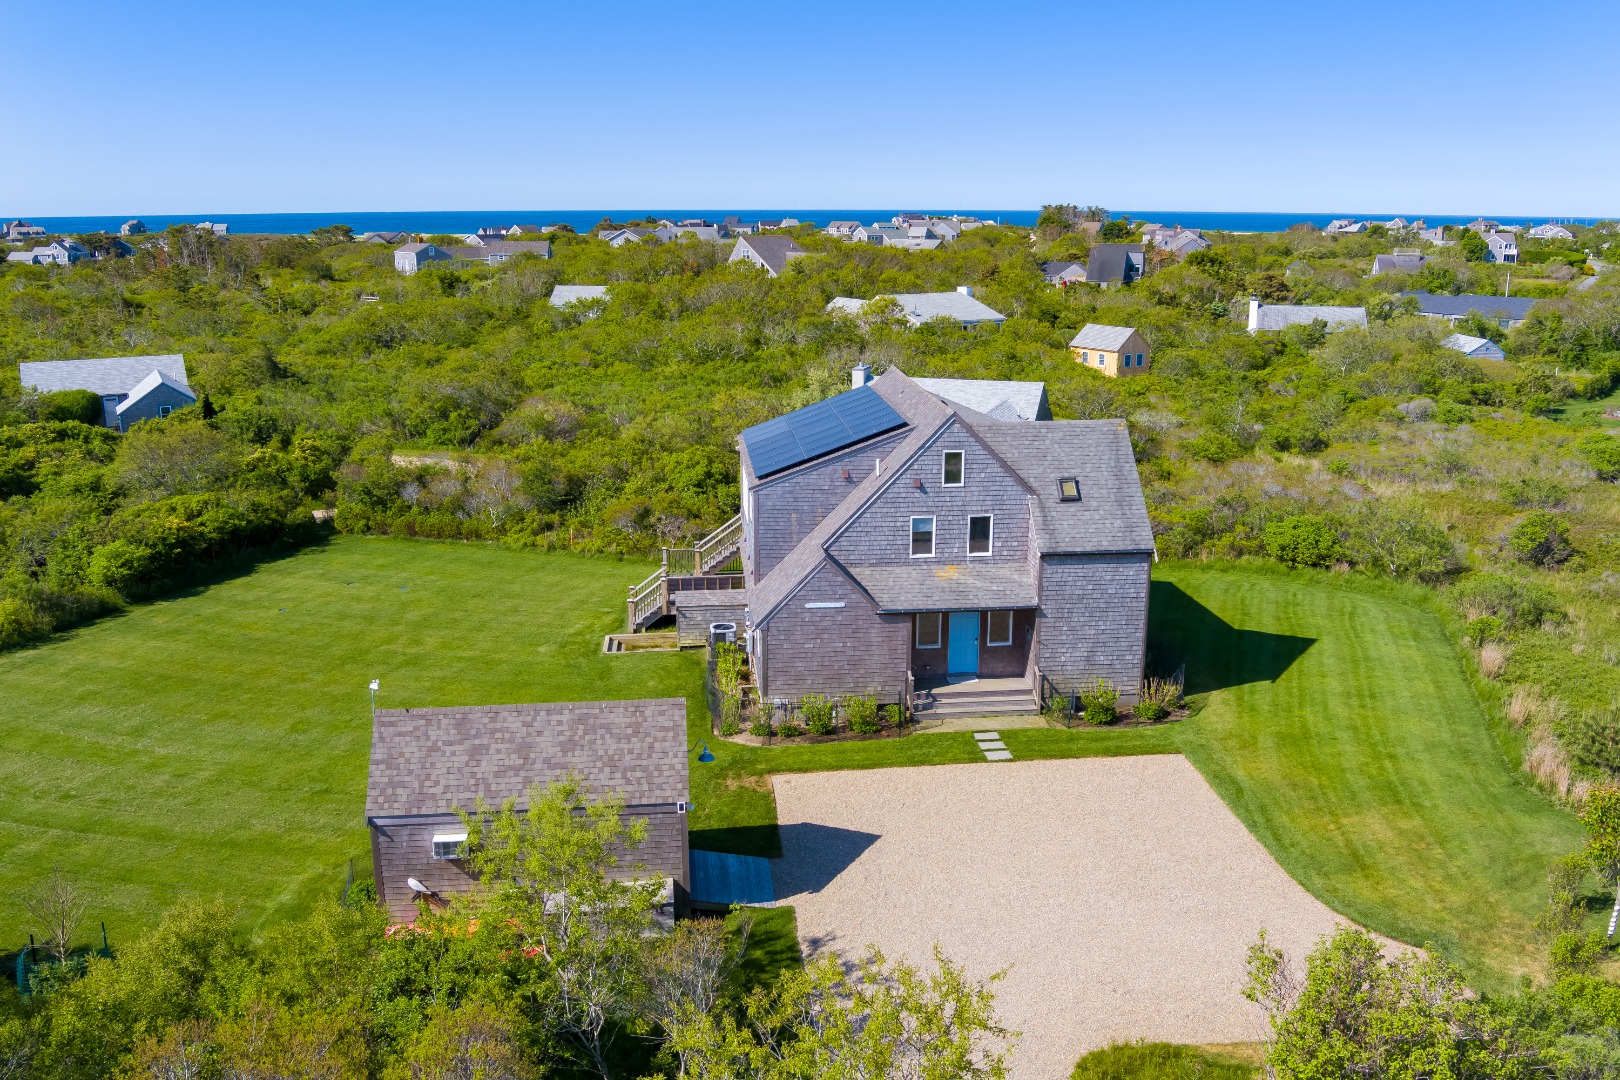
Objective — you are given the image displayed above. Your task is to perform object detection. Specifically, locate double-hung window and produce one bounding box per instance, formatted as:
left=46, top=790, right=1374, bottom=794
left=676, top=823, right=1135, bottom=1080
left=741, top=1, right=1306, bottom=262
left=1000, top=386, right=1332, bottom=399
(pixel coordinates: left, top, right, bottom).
left=968, top=515, right=992, bottom=556
left=942, top=450, right=964, bottom=486
left=915, top=612, right=942, bottom=648
left=910, top=515, right=935, bottom=557
left=987, top=610, right=1013, bottom=646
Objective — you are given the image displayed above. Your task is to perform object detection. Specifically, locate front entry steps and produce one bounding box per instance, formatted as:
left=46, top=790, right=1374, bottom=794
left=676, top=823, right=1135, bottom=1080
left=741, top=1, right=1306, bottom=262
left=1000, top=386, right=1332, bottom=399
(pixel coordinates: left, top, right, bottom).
left=912, top=676, right=1039, bottom=721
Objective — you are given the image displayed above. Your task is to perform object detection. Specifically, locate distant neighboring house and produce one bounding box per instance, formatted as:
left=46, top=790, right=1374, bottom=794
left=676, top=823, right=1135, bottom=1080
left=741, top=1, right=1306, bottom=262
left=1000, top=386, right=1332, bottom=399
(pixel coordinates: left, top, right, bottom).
left=120, top=219, right=148, bottom=236
left=549, top=284, right=610, bottom=309
left=17, top=353, right=193, bottom=430
left=601, top=227, right=658, bottom=247
left=927, top=220, right=963, bottom=242
left=1324, top=219, right=1367, bottom=235
left=1401, top=291, right=1536, bottom=329
left=887, top=237, right=944, bottom=251
left=1527, top=223, right=1575, bottom=240
left=5, top=220, right=47, bottom=241
left=1441, top=333, right=1506, bottom=361
left=826, top=286, right=1006, bottom=328
left=825, top=220, right=861, bottom=237
left=448, top=240, right=552, bottom=265
left=194, top=221, right=228, bottom=237
left=365, top=698, right=691, bottom=924
left=1381, top=218, right=1411, bottom=230
left=1485, top=232, right=1518, bottom=263
left=394, top=242, right=452, bottom=274
left=721, top=216, right=759, bottom=235
left=1247, top=297, right=1368, bottom=333
left=1285, top=260, right=1313, bottom=277
left=1370, top=252, right=1429, bottom=275
left=363, top=231, right=410, bottom=244
left=910, top=377, right=1051, bottom=420
left=505, top=223, right=547, bottom=236
left=730, top=235, right=807, bottom=277
left=1069, top=324, right=1151, bottom=377
left=1419, top=225, right=1449, bottom=244
left=5, top=240, right=91, bottom=266
left=1082, top=243, right=1147, bottom=287
left=654, top=224, right=725, bottom=243
left=1141, top=225, right=1209, bottom=256
left=907, top=225, right=937, bottom=240
left=472, top=227, right=507, bottom=244
left=1040, top=260, right=1087, bottom=286
left=1466, top=218, right=1501, bottom=233
left=853, top=224, right=906, bottom=245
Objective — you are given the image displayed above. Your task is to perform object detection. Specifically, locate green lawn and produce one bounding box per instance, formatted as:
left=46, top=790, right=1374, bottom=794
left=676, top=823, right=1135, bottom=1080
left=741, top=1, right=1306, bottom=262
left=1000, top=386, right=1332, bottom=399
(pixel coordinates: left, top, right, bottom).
left=0, top=541, right=1580, bottom=988
left=0, top=536, right=703, bottom=939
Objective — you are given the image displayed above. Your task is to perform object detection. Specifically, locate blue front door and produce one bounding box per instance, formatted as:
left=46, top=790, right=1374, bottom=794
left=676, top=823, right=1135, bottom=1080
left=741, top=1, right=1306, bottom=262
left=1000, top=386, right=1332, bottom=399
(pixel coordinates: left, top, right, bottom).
left=947, top=611, right=980, bottom=675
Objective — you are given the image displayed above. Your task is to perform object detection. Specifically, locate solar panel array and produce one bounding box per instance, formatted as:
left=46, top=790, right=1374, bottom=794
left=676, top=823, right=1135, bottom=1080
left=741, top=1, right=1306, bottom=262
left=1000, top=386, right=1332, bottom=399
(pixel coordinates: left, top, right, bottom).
left=741, top=384, right=907, bottom=478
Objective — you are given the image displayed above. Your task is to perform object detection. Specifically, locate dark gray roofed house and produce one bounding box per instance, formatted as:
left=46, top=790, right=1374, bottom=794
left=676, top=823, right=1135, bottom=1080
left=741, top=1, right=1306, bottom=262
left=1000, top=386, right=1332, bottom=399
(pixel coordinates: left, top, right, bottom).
left=1040, top=260, right=1087, bottom=285
left=447, top=240, right=551, bottom=265
left=725, top=367, right=1154, bottom=717
left=729, top=235, right=807, bottom=277
left=364, top=231, right=411, bottom=244
left=18, top=354, right=192, bottom=429
left=1083, top=243, right=1146, bottom=287
left=365, top=698, right=690, bottom=923
left=1370, top=253, right=1428, bottom=275
left=394, top=242, right=452, bottom=274
left=120, top=219, right=148, bottom=236
left=505, top=224, right=547, bottom=236
left=1401, top=291, right=1536, bottom=329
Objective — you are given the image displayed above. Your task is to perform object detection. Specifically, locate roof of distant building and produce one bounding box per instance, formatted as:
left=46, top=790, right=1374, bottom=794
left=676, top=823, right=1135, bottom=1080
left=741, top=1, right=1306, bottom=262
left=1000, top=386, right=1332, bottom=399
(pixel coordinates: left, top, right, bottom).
left=733, top=234, right=807, bottom=275
left=1402, top=291, right=1536, bottom=321
left=1069, top=324, right=1139, bottom=350
left=19, top=354, right=189, bottom=396
left=550, top=284, right=610, bottom=306
left=911, top=377, right=1050, bottom=421
left=1253, top=303, right=1368, bottom=331
left=1084, top=243, right=1145, bottom=284
left=825, top=290, right=1007, bottom=325
left=1441, top=333, right=1501, bottom=355
left=116, top=369, right=197, bottom=414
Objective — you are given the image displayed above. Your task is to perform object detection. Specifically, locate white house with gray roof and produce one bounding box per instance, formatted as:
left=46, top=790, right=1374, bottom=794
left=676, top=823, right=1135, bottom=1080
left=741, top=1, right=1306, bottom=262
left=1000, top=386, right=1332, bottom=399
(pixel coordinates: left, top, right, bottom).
left=1441, top=333, right=1505, bottom=361
left=18, top=354, right=194, bottom=429
left=729, top=235, right=806, bottom=277
left=826, top=287, right=1006, bottom=328
left=549, top=284, right=610, bottom=310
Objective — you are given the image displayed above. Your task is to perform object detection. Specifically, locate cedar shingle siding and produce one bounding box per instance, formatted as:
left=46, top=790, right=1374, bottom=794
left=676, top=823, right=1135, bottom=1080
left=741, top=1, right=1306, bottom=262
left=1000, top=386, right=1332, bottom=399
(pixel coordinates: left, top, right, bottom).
left=758, top=562, right=910, bottom=701
left=1036, top=553, right=1152, bottom=701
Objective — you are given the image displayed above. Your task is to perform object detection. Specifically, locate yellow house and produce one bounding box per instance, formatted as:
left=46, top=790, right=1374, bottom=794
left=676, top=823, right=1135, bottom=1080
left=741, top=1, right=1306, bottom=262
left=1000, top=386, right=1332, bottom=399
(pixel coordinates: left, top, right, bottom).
left=1069, top=323, right=1150, bottom=377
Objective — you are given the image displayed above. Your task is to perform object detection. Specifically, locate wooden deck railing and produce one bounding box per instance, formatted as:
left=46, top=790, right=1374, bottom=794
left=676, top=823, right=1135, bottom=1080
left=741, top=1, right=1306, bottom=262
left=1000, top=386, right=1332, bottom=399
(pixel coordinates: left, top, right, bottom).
left=627, top=515, right=748, bottom=632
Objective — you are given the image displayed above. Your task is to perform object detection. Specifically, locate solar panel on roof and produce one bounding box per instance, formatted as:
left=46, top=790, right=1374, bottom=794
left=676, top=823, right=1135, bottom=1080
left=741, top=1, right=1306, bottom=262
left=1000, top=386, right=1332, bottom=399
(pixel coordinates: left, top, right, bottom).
left=741, top=385, right=907, bottom=478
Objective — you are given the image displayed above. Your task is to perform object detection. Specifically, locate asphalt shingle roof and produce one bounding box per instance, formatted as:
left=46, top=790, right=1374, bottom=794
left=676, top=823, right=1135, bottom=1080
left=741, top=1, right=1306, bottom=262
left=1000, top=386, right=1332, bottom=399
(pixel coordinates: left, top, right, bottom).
left=1069, top=324, right=1137, bottom=350
left=841, top=562, right=1038, bottom=612
left=732, top=235, right=806, bottom=276
left=1252, top=304, right=1368, bottom=331
left=18, top=354, right=189, bottom=396
left=550, top=284, right=610, bottom=306
left=365, top=699, right=688, bottom=818
left=911, top=378, right=1049, bottom=421
left=826, top=291, right=1007, bottom=325
left=116, top=369, right=196, bottom=414
left=1402, top=292, right=1536, bottom=321
left=1084, top=243, right=1144, bottom=284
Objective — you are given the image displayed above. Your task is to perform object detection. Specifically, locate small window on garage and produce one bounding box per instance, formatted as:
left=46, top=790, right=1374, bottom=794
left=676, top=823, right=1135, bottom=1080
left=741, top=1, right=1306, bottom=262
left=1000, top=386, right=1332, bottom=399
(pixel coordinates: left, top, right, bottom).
left=987, top=610, right=1013, bottom=646
left=431, top=832, right=468, bottom=859
left=1058, top=478, right=1081, bottom=501
left=968, top=515, right=992, bottom=556
left=158, top=405, right=173, bottom=417
left=916, top=611, right=942, bottom=648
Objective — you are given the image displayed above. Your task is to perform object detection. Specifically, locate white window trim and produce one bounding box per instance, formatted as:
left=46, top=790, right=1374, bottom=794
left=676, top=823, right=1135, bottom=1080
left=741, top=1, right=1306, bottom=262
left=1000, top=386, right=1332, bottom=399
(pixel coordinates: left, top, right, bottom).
left=941, top=449, right=965, bottom=487
left=431, top=831, right=468, bottom=859
left=987, top=610, right=1013, bottom=646
left=967, top=513, right=993, bottom=557
left=915, top=611, right=942, bottom=648
left=910, top=515, right=935, bottom=558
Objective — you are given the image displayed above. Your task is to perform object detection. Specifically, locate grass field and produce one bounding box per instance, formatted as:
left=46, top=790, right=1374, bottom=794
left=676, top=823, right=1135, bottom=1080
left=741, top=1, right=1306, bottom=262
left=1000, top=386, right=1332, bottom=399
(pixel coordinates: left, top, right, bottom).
left=0, top=539, right=1581, bottom=987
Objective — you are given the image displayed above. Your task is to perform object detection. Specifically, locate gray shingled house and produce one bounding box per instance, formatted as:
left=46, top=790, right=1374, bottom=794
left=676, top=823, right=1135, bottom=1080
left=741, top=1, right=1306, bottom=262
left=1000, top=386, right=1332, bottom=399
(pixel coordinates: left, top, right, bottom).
left=637, top=368, right=1154, bottom=720
left=365, top=698, right=691, bottom=923
left=18, top=354, right=195, bottom=429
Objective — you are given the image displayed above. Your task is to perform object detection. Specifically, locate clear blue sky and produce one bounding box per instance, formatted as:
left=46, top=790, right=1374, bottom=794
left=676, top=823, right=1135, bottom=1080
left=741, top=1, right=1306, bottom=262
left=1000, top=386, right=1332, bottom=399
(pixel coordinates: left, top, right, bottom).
left=7, top=0, right=1617, bottom=216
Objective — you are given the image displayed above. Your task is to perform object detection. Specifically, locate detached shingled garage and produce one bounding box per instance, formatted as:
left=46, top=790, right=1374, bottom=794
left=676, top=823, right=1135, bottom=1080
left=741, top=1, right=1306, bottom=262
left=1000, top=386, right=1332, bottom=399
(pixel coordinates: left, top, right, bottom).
left=771, top=757, right=1391, bottom=1080
left=365, top=698, right=690, bottom=923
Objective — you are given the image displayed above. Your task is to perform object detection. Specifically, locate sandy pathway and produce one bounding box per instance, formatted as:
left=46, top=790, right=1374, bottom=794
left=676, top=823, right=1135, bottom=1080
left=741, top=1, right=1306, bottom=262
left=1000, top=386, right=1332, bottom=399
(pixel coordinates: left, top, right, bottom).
left=771, top=755, right=1379, bottom=1079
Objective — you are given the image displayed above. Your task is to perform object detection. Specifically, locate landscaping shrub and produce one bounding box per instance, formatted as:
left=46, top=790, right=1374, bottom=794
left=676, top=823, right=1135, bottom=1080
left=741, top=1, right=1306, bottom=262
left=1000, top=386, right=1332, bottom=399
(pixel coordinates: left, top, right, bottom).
left=1132, top=676, right=1183, bottom=721
left=1182, top=431, right=1245, bottom=463
left=881, top=703, right=902, bottom=729
left=1078, top=678, right=1119, bottom=725
left=1500, top=475, right=1569, bottom=510
left=1262, top=514, right=1343, bottom=568
left=1577, top=432, right=1620, bottom=482
left=719, top=715, right=740, bottom=737
left=1043, top=694, right=1074, bottom=727
left=776, top=720, right=803, bottom=738
left=748, top=718, right=774, bottom=738
left=1551, top=930, right=1609, bottom=976
left=843, top=695, right=880, bottom=734
left=1453, top=572, right=1563, bottom=630
left=800, top=694, right=834, bottom=735
left=0, top=596, right=51, bottom=649
left=1433, top=399, right=1473, bottom=424
left=1508, top=512, right=1576, bottom=567
left=1070, top=1040, right=1255, bottom=1080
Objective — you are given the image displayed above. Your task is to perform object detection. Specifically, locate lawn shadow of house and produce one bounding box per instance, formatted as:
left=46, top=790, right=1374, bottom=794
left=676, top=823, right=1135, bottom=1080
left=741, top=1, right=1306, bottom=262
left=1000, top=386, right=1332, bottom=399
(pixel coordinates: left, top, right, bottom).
left=1147, top=580, right=1315, bottom=694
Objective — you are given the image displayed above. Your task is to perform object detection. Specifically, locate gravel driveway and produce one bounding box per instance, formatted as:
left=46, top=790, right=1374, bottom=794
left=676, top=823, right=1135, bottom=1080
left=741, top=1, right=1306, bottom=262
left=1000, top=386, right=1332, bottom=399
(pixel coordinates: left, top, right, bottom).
left=771, top=755, right=1378, bottom=1079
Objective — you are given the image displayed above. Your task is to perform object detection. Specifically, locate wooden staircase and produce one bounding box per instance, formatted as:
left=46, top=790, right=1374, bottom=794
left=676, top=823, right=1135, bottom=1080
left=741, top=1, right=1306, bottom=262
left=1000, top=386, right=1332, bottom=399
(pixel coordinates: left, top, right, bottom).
left=627, top=515, right=745, bottom=631
left=910, top=677, right=1040, bottom=721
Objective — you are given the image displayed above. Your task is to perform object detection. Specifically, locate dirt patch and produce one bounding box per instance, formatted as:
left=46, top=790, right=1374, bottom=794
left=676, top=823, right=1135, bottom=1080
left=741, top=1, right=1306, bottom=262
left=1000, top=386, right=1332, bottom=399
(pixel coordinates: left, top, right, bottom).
left=771, top=757, right=1399, bottom=1079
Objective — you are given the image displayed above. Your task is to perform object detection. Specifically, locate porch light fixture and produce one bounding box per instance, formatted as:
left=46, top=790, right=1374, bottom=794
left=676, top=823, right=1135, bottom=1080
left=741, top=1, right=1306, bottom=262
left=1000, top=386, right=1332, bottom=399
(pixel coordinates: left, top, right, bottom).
left=693, top=741, right=716, bottom=763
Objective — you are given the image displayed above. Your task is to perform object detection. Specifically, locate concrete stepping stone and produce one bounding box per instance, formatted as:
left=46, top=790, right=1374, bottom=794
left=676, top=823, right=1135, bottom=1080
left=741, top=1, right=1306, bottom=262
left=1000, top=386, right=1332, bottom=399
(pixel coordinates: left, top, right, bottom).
left=977, top=740, right=1007, bottom=751
left=983, top=749, right=1013, bottom=761
left=973, top=731, right=1001, bottom=741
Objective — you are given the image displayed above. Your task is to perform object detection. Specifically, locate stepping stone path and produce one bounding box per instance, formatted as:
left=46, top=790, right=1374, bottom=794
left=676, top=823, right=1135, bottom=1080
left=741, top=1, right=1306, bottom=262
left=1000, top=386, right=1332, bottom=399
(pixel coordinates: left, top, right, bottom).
left=974, top=731, right=1012, bottom=761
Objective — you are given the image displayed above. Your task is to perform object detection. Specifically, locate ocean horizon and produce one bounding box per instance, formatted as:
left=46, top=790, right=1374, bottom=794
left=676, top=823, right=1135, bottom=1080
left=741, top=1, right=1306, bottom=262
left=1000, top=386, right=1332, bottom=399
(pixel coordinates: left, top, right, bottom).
left=5, top=208, right=1605, bottom=237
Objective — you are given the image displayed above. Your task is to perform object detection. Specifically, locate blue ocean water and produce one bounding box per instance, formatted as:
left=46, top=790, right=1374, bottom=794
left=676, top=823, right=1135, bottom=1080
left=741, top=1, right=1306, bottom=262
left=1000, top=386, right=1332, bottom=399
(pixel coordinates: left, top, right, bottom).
left=6, top=208, right=1601, bottom=237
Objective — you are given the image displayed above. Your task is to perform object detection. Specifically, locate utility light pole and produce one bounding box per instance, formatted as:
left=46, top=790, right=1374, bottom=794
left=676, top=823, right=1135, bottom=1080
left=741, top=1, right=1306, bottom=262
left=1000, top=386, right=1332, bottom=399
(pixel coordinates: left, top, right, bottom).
left=369, top=679, right=380, bottom=713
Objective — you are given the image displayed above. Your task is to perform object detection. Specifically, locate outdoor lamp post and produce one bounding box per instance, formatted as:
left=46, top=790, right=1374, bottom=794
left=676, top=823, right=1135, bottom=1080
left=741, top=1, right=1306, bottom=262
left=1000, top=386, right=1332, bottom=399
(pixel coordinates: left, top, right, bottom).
left=369, top=679, right=379, bottom=712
